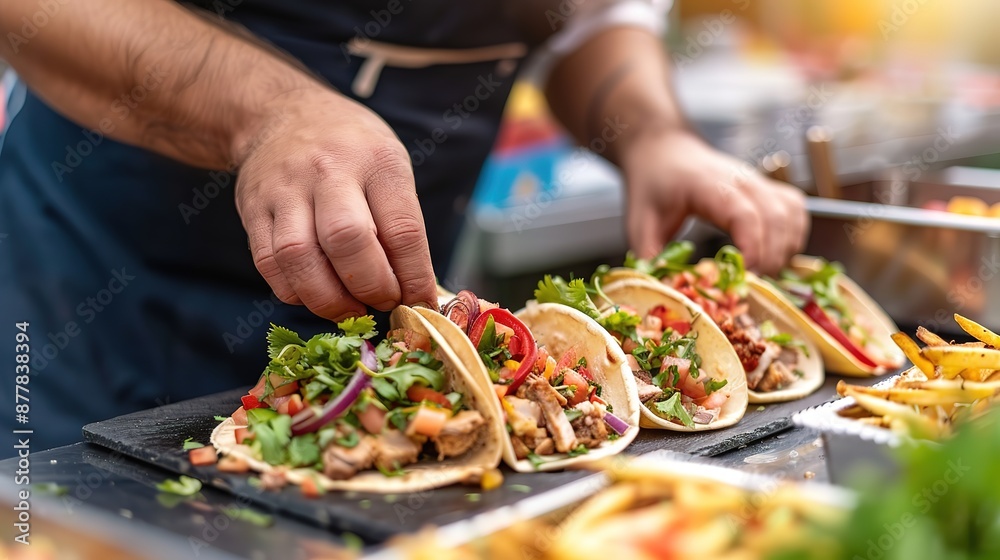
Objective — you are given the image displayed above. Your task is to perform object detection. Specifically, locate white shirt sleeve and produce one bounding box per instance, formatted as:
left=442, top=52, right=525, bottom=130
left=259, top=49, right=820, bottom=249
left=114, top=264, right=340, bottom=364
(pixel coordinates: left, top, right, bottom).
left=525, top=0, right=673, bottom=83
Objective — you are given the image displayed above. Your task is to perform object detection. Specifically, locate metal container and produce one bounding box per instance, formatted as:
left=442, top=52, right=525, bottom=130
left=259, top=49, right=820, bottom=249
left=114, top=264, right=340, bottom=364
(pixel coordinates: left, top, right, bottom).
left=805, top=166, right=1000, bottom=335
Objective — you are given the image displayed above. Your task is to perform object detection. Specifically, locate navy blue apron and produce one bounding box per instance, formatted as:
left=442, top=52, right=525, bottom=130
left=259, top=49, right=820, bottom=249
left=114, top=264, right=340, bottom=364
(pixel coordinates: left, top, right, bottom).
left=0, top=0, right=528, bottom=453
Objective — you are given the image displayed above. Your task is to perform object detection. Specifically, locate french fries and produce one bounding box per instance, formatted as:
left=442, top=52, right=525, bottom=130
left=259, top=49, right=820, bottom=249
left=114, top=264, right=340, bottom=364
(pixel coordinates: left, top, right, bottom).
left=955, top=313, right=1000, bottom=348
left=837, top=315, right=1000, bottom=439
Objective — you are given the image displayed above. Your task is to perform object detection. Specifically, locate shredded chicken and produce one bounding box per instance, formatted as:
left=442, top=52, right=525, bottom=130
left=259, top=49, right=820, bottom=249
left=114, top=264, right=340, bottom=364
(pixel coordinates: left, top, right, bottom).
left=372, top=430, right=422, bottom=471
left=745, top=341, right=781, bottom=391
left=570, top=401, right=608, bottom=448
left=323, top=435, right=376, bottom=480
left=431, top=410, right=484, bottom=459
left=505, top=396, right=543, bottom=436
left=525, top=374, right=578, bottom=453
left=633, top=370, right=663, bottom=403
left=756, top=361, right=798, bottom=392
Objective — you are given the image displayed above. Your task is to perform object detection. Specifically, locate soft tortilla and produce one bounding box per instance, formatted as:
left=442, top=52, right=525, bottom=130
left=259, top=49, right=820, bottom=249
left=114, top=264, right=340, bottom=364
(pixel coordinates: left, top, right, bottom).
left=600, top=279, right=749, bottom=430
left=748, top=255, right=905, bottom=377
left=210, top=305, right=505, bottom=493
left=602, top=266, right=823, bottom=403
left=415, top=302, right=641, bottom=472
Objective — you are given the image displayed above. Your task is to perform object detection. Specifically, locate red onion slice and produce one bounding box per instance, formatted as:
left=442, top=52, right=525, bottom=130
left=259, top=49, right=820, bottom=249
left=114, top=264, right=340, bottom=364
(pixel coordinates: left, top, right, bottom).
left=603, top=411, right=630, bottom=436
left=441, top=290, right=481, bottom=332
left=290, top=341, right=378, bottom=436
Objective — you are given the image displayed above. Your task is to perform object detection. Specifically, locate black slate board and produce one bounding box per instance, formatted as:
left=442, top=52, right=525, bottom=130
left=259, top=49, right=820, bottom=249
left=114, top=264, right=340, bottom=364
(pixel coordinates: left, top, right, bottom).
left=83, top=372, right=890, bottom=540
left=82, top=388, right=592, bottom=541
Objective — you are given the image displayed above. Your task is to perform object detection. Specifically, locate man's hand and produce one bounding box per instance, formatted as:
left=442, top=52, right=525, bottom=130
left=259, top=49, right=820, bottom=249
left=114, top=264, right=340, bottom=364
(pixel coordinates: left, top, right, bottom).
left=235, top=90, right=437, bottom=320
left=621, top=130, right=807, bottom=274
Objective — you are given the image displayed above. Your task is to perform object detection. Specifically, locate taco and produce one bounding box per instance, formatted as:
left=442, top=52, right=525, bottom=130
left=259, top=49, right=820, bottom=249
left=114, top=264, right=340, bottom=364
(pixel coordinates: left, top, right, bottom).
left=210, top=309, right=505, bottom=494
left=415, top=292, right=640, bottom=472
left=535, top=275, right=748, bottom=430
left=748, top=255, right=905, bottom=376
left=602, top=243, right=823, bottom=403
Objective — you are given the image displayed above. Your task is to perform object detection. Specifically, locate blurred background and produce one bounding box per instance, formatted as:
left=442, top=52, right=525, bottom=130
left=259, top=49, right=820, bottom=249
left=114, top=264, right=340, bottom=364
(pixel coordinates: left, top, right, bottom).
left=452, top=0, right=1000, bottom=336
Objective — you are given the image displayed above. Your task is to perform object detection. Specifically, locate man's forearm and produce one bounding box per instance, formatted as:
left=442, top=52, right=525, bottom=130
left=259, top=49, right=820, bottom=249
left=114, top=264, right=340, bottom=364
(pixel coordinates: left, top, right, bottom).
left=545, top=27, right=689, bottom=166
left=0, top=0, right=321, bottom=170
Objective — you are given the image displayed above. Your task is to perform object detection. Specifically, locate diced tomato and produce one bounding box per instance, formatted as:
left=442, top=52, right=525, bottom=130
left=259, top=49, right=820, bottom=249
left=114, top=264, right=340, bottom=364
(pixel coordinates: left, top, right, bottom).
left=562, top=369, right=590, bottom=406
left=248, top=375, right=267, bottom=399
left=497, top=365, right=515, bottom=381
left=533, top=347, right=550, bottom=374
left=217, top=455, right=249, bottom=473
left=407, top=406, right=449, bottom=437
left=494, top=384, right=509, bottom=400
left=241, top=394, right=265, bottom=410
left=273, top=395, right=293, bottom=414
left=406, top=386, right=452, bottom=408
left=274, top=379, right=299, bottom=397
left=357, top=404, right=387, bottom=434
left=285, top=394, right=305, bottom=416
left=642, top=314, right=663, bottom=332
left=699, top=390, right=728, bottom=410
left=388, top=329, right=432, bottom=353
left=268, top=373, right=299, bottom=398
left=625, top=354, right=641, bottom=371
left=234, top=427, right=253, bottom=445
left=664, top=320, right=691, bottom=335
left=507, top=334, right=523, bottom=359
left=576, top=366, right=592, bottom=381
left=231, top=406, right=248, bottom=426
left=659, top=355, right=691, bottom=378
left=300, top=477, right=321, bottom=499
left=189, top=447, right=217, bottom=466
left=495, top=323, right=515, bottom=345
left=389, top=351, right=403, bottom=367
left=663, top=357, right=707, bottom=400
left=622, top=338, right=639, bottom=354
left=554, top=346, right=578, bottom=372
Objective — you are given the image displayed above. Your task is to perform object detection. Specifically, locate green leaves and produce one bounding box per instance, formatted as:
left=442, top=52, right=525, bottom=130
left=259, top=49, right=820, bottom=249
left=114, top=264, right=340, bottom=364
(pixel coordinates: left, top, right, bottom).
left=534, top=275, right=601, bottom=320
left=653, top=392, right=694, bottom=428
left=155, top=475, right=203, bottom=496
left=369, top=362, right=445, bottom=402
left=624, top=241, right=695, bottom=278
left=287, top=433, right=321, bottom=468
left=337, top=316, right=378, bottom=339
left=703, top=378, right=728, bottom=395
left=267, top=324, right=305, bottom=359
left=248, top=409, right=292, bottom=465
left=598, top=310, right=641, bottom=341
left=714, top=245, right=747, bottom=295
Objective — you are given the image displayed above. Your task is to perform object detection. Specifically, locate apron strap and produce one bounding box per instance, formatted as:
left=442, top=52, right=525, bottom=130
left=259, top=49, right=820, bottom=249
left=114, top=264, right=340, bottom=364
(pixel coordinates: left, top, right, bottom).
left=346, top=38, right=527, bottom=98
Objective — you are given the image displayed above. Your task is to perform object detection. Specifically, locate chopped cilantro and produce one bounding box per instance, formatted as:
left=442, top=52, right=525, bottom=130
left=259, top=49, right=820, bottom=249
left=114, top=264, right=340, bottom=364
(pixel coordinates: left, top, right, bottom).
left=508, top=484, right=532, bottom=493
left=222, top=506, right=274, bottom=528
left=564, top=408, right=584, bottom=422
left=213, top=415, right=228, bottom=422
left=376, top=462, right=406, bottom=477
left=287, top=434, right=321, bottom=467
left=182, top=437, right=205, bottom=451
left=465, top=493, right=481, bottom=503
left=567, top=444, right=589, bottom=457
left=155, top=475, right=202, bottom=496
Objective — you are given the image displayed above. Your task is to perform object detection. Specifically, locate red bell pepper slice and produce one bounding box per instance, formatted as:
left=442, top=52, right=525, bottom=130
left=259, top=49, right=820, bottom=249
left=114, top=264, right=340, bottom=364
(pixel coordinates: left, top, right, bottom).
left=800, top=298, right=879, bottom=368
left=241, top=393, right=266, bottom=410
left=469, top=308, right=538, bottom=396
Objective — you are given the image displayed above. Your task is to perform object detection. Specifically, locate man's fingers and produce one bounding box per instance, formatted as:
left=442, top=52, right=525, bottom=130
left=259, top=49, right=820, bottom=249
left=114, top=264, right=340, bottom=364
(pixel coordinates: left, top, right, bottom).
left=271, top=200, right=365, bottom=320
left=364, top=149, right=437, bottom=308
left=314, top=174, right=402, bottom=311
left=627, top=183, right=675, bottom=259
left=243, top=207, right=301, bottom=305
left=698, top=187, right=765, bottom=271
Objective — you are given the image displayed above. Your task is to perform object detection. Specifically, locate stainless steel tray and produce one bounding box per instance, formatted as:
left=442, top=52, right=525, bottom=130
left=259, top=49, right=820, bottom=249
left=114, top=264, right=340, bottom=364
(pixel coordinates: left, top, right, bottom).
left=805, top=167, right=1000, bottom=334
